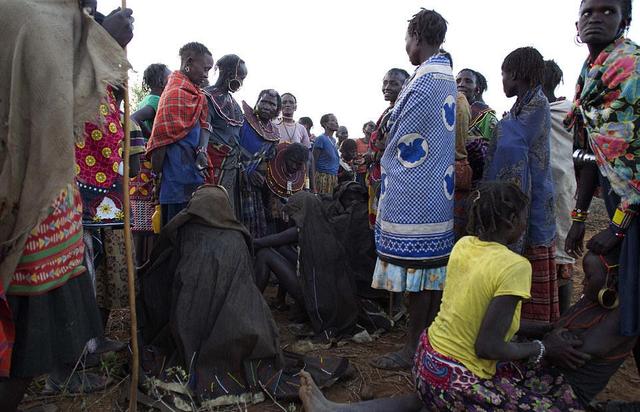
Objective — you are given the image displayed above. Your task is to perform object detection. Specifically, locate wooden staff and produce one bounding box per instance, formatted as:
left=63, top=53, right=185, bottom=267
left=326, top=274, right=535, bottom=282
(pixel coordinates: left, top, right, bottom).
left=120, top=0, right=139, bottom=409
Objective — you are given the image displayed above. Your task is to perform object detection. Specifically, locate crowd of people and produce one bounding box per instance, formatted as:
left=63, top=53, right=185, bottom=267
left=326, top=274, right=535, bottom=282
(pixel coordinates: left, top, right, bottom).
left=1, top=0, right=640, bottom=411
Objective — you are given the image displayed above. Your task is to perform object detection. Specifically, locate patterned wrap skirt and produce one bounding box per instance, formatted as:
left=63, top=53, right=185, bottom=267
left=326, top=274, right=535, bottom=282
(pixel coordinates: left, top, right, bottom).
left=413, top=332, right=585, bottom=411
left=371, top=259, right=446, bottom=292
left=314, top=172, right=338, bottom=195
left=521, top=244, right=560, bottom=323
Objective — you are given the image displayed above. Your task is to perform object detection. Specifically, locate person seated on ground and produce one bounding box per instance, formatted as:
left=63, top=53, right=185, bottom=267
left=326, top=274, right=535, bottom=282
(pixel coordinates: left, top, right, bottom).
left=337, top=139, right=357, bottom=184
left=264, top=142, right=309, bottom=309
left=254, top=182, right=390, bottom=342
left=137, top=185, right=349, bottom=406
left=298, top=181, right=636, bottom=411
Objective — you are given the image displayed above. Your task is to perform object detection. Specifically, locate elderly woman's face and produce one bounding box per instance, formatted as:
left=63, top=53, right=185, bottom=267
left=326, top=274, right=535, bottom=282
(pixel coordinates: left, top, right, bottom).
left=256, top=92, right=279, bottom=121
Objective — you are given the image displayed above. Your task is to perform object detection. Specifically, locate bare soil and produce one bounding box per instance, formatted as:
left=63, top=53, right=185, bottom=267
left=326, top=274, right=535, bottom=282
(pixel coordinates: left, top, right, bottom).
left=18, top=199, right=640, bottom=411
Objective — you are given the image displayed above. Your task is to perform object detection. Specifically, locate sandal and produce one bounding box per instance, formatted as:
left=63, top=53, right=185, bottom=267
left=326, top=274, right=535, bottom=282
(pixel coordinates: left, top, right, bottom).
left=369, top=350, right=412, bottom=370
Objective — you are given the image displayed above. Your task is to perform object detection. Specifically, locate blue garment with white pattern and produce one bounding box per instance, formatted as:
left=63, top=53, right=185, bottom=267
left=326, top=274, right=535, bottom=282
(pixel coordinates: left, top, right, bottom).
left=375, top=54, right=456, bottom=263
left=484, top=86, right=556, bottom=248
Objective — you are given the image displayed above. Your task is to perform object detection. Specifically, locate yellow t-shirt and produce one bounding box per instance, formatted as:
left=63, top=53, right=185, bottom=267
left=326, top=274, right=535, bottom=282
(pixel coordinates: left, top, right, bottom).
left=428, top=236, right=532, bottom=379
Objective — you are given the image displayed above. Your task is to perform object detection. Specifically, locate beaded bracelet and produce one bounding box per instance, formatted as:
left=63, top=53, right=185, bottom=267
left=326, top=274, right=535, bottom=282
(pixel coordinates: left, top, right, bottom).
left=533, top=340, right=546, bottom=364
left=571, top=208, right=589, bottom=223
left=612, top=208, right=636, bottom=230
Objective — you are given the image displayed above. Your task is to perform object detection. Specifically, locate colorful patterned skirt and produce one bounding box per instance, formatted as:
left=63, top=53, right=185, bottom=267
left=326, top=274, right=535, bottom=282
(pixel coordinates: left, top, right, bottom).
left=371, top=259, right=446, bottom=292
left=314, top=172, right=338, bottom=195
left=130, top=155, right=155, bottom=233
left=413, top=332, right=585, bottom=411
left=521, top=244, right=560, bottom=323
left=5, top=185, right=102, bottom=377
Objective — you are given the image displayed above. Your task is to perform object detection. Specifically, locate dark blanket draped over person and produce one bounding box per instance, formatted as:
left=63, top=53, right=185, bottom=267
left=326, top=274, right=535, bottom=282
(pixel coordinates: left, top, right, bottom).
left=285, top=182, right=389, bottom=339
left=137, top=185, right=349, bottom=403
left=137, top=185, right=283, bottom=400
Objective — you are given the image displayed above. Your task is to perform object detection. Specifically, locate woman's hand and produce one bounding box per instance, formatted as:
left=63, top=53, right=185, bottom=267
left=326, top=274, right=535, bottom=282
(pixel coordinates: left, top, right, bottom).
left=195, top=152, right=210, bottom=179
left=543, top=328, right=591, bottom=370
left=101, top=8, right=134, bottom=48
left=587, top=227, right=623, bottom=255
left=565, top=221, right=586, bottom=258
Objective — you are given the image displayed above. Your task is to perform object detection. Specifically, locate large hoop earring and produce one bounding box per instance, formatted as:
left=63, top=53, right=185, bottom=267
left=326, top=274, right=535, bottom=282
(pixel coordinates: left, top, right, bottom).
left=574, top=34, right=583, bottom=46
left=598, top=287, right=619, bottom=309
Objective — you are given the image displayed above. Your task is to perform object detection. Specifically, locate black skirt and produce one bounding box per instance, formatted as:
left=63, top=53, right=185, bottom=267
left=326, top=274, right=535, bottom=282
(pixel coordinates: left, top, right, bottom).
left=8, top=272, right=103, bottom=377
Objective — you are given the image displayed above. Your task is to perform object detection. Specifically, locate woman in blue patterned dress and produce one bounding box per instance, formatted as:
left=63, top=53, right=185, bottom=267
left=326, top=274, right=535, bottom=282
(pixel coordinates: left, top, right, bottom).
left=370, top=8, right=456, bottom=370
left=484, top=47, right=559, bottom=324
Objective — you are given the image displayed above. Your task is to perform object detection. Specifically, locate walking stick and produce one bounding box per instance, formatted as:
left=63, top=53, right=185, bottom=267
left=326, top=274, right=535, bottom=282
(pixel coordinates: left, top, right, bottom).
left=119, top=0, right=139, bottom=409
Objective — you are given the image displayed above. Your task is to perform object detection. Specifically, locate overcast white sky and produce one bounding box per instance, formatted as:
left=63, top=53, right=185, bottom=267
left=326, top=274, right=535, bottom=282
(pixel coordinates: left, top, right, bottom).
left=101, top=0, right=639, bottom=137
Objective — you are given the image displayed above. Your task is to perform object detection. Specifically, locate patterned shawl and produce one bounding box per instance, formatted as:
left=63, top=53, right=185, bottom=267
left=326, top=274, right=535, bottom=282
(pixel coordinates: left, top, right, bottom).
left=484, top=86, right=555, bottom=248
left=0, top=0, right=129, bottom=290
left=565, top=37, right=640, bottom=211
left=146, top=71, right=210, bottom=153
left=376, top=54, right=456, bottom=267
left=469, top=101, right=498, bottom=141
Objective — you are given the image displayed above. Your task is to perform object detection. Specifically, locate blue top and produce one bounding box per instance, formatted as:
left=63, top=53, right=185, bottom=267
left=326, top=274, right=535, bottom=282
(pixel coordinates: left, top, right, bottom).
left=159, top=124, right=204, bottom=204
left=239, top=122, right=277, bottom=175
left=376, top=54, right=456, bottom=264
left=313, top=134, right=340, bottom=175
left=484, top=86, right=556, bottom=248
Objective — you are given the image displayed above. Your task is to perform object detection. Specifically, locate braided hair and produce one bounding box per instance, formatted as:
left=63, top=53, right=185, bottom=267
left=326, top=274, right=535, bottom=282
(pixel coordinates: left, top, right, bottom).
left=142, top=63, right=168, bottom=93
left=466, top=181, right=529, bottom=241
left=407, top=8, right=448, bottom=47
left=502, top=47, right=545, bottom=88
left=543, top=60, right=564, bottom=92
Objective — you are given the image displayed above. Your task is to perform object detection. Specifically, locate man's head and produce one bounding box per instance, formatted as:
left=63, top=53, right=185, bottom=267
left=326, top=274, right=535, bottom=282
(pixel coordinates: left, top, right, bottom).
left=340, top=139, right=357, bottom=161
left=405, top=9, right=448, bottom=65
left=382, top=68, right=410, bottom=103
left=336, top=126, right=349, bottom=142
left=362, top=121, right=376, bottom=140
left=320, top=113, right=339, bottom=133
left=298, top=117, right=313, bottom=134
left=179, top=42, right=213, bottom=87
left=281, top=93, right=297, bottom=118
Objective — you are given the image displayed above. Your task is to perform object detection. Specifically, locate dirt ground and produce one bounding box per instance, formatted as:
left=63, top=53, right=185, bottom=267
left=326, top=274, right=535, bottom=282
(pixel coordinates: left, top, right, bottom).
left=18, top=199, right=640, bottom=411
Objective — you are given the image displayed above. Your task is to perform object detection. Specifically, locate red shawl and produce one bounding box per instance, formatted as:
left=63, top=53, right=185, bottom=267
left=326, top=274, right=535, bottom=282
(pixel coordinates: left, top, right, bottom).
left=146, top=71, right=210, bottom=153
